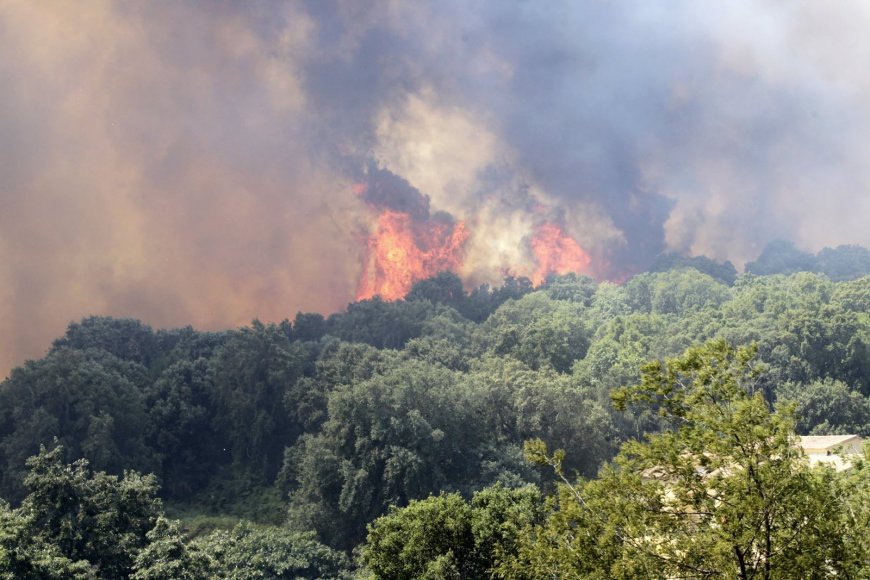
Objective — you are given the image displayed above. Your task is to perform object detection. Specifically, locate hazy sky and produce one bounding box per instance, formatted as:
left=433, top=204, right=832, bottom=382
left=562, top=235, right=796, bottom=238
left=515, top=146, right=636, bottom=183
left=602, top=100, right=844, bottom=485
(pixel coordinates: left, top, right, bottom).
left=2, top=1, right=870, bottom=377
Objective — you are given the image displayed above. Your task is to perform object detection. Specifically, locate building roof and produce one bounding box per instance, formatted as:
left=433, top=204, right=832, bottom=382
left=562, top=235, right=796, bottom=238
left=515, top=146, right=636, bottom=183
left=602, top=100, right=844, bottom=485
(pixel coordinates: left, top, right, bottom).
left=798, top=435, right=863, bottom=453
left=806, top=454, right=857, bottom=472
left=641, top=435, right=865, bottom=481
left=798, top=435, right=863, bottom=472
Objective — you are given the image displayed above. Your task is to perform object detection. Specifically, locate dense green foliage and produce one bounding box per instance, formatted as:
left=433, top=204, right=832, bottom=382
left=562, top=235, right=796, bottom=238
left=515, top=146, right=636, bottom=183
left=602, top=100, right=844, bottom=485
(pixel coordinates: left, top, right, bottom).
left=361, top=484, right=545, bottom=579
left=2, top=252, right=870, bottom=576
left=361, top=341, right=870, bottom=579
left=1, top=444, right=161, bottom=578
left=0, top=446, right=349, bottom=579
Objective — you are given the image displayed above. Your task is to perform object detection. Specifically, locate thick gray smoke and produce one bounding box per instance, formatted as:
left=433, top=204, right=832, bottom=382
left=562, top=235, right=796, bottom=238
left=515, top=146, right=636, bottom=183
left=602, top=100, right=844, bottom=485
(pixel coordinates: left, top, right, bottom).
left=2, top=1, right=869, bottom=376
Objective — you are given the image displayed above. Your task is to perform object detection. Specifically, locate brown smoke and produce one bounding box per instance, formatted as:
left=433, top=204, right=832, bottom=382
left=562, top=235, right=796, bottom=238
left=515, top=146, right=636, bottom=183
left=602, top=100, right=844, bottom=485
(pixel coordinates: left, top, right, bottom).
left=3, top=1, right=870, bottom=377
left=0, top=2, right=364, bottom=376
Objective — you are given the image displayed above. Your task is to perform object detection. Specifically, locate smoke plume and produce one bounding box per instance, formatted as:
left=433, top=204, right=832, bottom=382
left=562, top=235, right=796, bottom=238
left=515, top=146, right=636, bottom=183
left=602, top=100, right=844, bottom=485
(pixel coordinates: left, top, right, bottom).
left=2, top=1, right=870, bottom=376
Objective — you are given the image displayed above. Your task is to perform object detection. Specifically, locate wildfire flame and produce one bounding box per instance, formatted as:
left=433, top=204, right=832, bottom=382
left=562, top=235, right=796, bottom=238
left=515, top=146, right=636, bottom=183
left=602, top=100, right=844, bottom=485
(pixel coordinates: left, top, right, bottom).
left=356, top=210, right=468, bottom=301
left=353, top=170, right=597, bottom=300
left=529, top=222, right=592, bottom=285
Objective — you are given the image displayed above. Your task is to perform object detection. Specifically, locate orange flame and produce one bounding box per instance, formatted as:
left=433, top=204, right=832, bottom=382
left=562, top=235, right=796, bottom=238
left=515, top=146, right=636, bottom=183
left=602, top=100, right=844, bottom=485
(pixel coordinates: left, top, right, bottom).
left=356, top=210, right=468, bottom=301
left=530, top=222, right=592, bottom=285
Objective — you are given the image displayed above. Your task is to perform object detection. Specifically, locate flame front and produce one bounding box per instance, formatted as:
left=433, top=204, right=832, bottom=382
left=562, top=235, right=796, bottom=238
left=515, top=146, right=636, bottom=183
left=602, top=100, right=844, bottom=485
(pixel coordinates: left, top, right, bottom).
left=530, top=222, right=592, bottom=285
left=353, top=169, right=598, bottom=299
left=356, top=210, right=468, bottom=301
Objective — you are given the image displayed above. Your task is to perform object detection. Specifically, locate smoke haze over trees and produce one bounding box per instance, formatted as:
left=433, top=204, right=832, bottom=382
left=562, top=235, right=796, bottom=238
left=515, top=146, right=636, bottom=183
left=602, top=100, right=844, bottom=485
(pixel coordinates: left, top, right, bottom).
left=3, top=1, right=870, bottom=376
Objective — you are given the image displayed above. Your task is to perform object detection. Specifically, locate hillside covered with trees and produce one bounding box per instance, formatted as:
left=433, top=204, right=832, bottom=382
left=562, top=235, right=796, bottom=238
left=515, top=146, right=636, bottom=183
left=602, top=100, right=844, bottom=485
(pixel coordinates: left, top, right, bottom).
left=1, top=243, right=870, bottom=578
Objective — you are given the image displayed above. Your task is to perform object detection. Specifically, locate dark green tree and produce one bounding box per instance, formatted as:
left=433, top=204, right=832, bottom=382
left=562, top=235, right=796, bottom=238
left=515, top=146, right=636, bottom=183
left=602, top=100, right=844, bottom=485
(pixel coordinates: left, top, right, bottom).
left=51, top=317, right=157, bottom=366
left=777, top=378, right=870, bottom=436
left=463, top=356, right=615, bottom=479
left=286, top=360, right=479, bottom=548
left=649, top=253, right=738, bottom=285
left=406, top=271, right=467, bottom=309
left=131, top=517, right=214, bottom=580
left=326, top=298, right=434, bottom=349
left=0, top=348, right=154, bottom=500
left=745, top=240, right=818, bottom=276
left=816, top=244, right=870, bottom=281
left=404, top=307, right=477, bottom=371
left=476, top=292, right=589, bottom=372
left=210, top=321, right=307, bottom=481
left=145, top=358, right=221, bottom=498
left=278, top=340, right=402, bottom=449
left=361, top=484, right=544, bottom=580
left=461, top=277, right=535, bottom=323
left=15, top=445, right=162, bottom=578
left=292, top=312, right=327, bottom=343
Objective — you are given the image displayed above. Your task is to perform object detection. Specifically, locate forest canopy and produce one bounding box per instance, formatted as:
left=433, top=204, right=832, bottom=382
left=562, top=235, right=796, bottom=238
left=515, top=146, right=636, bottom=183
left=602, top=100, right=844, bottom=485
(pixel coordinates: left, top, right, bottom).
left=1, top=252, right=869, bottom=577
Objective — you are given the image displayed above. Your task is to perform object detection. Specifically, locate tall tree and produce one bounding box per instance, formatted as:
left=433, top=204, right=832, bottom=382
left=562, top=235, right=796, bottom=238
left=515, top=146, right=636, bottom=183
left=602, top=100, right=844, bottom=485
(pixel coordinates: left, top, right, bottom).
left=505, top=341, right=864, bottom=578
left=210, top=321, right=307, bottom=481
left=0, top=348, right=154, bottom=501
left=131, top=517, right=214, bottom=580
left=286, top=360, right=479, bottom=549
left=11, top=445, right=162, bottom=578
left=361, top=484, right=544, bottom=580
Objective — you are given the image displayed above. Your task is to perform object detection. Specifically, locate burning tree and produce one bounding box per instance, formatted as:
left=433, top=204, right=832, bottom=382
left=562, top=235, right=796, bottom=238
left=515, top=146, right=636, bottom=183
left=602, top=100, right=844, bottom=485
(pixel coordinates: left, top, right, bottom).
left=356, top=211, right=468, bottom=301
left=529, top=222, right=592, bottom=285
left=353, top=165, right=598, bottom=302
